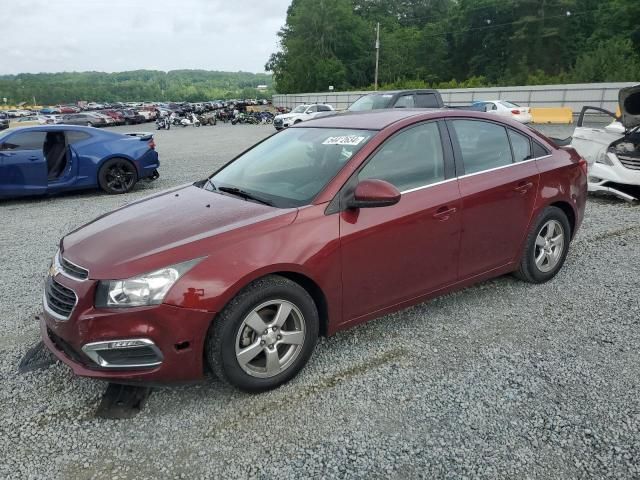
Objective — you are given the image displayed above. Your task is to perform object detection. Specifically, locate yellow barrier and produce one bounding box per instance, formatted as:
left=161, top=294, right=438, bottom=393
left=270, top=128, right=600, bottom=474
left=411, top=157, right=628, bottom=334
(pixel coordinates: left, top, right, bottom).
left=530, top=107, right=573, bottom=124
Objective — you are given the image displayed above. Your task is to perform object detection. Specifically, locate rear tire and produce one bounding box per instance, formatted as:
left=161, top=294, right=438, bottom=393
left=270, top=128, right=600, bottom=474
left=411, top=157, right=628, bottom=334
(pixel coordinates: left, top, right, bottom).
left=205, top=275, right=319, bottom=392
left=514, top=206, right=571, bottom=283
left=98, top=158, right=138, bottom=194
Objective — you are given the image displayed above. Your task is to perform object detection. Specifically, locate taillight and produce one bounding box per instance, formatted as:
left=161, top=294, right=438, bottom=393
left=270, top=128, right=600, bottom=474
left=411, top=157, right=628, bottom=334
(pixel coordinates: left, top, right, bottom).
left=578, top=157, right=588, bottom=175
left=511, top=109, right=520, bottom=115
left=148, top=139, right=156, bottom=150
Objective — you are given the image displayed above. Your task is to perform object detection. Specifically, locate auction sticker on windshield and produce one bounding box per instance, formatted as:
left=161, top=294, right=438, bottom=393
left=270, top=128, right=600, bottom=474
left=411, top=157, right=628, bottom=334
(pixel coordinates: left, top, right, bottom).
left=322, top=135, right=367, bottom=146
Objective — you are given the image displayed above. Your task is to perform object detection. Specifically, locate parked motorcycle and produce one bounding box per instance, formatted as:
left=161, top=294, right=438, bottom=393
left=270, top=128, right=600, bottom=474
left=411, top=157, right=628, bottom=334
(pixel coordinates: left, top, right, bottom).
left=155, top=117, right=171, bottom=130
left=180, top=113, right=201, bottom=127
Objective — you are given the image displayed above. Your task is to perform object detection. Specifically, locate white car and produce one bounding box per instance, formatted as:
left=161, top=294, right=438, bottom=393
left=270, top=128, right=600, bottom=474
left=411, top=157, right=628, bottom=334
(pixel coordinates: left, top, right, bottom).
left=568, top=84, right=640, bottom=202
left=273, top=104, right=334, bottom=130
left=474, top=100, right=532, bottom=123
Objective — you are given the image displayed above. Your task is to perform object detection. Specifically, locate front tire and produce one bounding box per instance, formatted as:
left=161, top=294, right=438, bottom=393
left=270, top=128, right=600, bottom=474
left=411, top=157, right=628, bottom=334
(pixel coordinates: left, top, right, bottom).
left=206, top=275, right=319, bottom=392
left=98, top=158, right=138, bottom=194
left=515, top=206, right=571, bottom=283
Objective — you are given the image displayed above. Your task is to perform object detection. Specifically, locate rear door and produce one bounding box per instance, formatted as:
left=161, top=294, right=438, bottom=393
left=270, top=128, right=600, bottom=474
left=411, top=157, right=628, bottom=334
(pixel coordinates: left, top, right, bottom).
left=340, top=121, right=461, bottom=322
left=0, top=130, right=47, bottom=197
left=447, top=119, right=540, bottom=278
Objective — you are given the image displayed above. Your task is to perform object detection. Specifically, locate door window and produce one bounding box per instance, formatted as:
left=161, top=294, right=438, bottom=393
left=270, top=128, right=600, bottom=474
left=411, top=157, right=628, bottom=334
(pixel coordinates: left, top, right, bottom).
left=394, top=95, right=415, bottom=108
left=1, top=131, right=46, bottom=151
left=451, top=120, right=512, bottom=175
left=508, top=130, right=532, bottom=162
left=359, top=122, right=445, bottom=191
left=306, top=106, right=318, bottom=113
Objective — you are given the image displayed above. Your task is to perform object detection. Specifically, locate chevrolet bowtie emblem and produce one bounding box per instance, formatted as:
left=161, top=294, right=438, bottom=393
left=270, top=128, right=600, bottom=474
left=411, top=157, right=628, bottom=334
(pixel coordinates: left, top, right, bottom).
left=49, top=263, right=59, bottom=278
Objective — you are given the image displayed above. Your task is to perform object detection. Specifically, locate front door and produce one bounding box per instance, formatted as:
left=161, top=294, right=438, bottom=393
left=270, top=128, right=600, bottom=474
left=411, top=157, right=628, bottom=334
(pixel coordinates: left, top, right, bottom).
left=340, top=121, right=461, bottom=323
left=0, top=130, right=47, bottom=197
left=447, top=119, right=540, bottom=278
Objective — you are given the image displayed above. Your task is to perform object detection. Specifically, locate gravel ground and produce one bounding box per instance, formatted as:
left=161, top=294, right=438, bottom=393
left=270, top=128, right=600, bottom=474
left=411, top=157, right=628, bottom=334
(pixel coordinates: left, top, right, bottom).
left=0, top=123, right=639, bottom=479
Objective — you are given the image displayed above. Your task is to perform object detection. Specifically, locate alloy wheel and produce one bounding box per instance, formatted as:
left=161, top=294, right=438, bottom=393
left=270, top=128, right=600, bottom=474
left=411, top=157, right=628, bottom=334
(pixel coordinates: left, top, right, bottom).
left=105, top=161, right=136, bottom=193
left=534, top=219, right=565, bottom=273
left=234, top=300, right=306, bottom=378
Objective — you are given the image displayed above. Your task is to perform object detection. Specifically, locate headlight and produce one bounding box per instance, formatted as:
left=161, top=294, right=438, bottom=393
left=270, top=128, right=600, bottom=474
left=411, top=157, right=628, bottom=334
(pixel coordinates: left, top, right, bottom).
left=597, top=151, right=615, bottom=166
left=95, top=258, right=202, bottom=308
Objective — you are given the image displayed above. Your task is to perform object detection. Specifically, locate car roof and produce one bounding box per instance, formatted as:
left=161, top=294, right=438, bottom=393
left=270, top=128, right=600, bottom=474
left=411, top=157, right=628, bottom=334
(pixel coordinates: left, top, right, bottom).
left=294, top=108, right=541, bottom=133
left=294, top=109, right=439, bottom=130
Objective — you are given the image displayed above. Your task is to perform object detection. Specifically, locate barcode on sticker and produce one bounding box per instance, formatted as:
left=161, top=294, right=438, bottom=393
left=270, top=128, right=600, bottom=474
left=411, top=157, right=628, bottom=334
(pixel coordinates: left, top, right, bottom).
left=322, top=136, right=366, bottom=146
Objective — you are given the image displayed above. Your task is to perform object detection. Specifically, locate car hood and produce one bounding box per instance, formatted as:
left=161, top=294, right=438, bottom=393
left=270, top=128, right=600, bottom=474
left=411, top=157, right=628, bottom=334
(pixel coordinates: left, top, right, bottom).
left=619, top=84, right=640, bottom=129
left=61, top=185, right=297, bottom=279
left=275, top=113, right=300, bottom=120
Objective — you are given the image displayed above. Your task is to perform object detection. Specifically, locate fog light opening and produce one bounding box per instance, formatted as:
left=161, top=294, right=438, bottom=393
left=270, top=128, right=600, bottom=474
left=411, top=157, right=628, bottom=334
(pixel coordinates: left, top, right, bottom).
left=175, top=341, right=191, bottom=351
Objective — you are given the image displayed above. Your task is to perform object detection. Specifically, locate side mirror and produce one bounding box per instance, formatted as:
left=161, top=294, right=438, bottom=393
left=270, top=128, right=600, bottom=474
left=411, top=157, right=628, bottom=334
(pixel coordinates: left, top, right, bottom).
left=347, top=179, right=401, bottom=209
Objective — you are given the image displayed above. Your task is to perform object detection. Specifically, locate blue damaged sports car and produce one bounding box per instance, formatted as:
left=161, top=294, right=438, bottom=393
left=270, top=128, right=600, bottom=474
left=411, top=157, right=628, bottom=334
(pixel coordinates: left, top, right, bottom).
left=0, top=125, right=159, bottom=198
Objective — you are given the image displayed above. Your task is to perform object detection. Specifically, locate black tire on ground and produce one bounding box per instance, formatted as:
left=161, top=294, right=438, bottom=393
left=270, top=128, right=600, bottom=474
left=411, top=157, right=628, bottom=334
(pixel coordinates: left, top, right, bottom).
left=98, top=157, right=138, bottom=194
left=205, top=275, right=319, bottom=392
left=514, top=206, right=571, bottom=283
left=87, top=122, right=93, bottom=127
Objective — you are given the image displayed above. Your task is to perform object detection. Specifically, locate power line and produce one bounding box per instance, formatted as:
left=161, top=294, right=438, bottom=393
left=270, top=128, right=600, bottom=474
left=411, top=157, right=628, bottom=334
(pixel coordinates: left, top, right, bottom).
left=374, top=5, right=617, bottom=40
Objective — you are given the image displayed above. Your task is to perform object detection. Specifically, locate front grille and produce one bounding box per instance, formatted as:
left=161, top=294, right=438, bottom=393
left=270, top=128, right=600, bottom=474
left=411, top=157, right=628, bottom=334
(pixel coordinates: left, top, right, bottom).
left=59, top=255, right=89, bottom=280
left=274, top=118, right=283, bottom=127
left=45, top=277, right=77, bottom=320
left=618, top=154, right=640, bottom=171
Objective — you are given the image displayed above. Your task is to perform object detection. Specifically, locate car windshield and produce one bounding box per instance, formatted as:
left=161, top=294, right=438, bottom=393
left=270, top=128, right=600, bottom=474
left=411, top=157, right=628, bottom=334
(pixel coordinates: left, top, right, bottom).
left=348, top=94, right=394, bottom=111
left=291, top=106, right=307, bottom=114
left=206, top=127, right=376, bottom=208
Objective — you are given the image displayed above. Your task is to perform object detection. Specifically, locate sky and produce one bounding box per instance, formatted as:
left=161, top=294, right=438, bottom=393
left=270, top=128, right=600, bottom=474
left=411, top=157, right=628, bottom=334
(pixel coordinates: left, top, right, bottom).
left=1, top=0, right=291, bottom=75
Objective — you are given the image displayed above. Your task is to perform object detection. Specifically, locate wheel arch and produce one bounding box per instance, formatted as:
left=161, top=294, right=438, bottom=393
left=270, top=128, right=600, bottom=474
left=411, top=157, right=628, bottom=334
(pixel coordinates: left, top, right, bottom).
left=208, top=269, right=331, bottom=338
left=97, top=154, right=140, bottom=179
left=273, top=271, right=329, bottom=337
left=549, top=200, right=576, bottom=238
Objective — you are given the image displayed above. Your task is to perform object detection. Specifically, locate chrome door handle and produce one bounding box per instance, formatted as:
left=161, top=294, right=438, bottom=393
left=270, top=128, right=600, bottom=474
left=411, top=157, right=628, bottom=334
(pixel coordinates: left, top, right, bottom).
left=432, top=206, right=457, bottom=221
left=514, top=182, right=534, bottom=194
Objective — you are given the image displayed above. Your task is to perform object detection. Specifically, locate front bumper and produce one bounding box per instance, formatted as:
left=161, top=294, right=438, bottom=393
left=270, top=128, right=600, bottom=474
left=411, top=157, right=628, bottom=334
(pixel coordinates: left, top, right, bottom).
left=41, top=281, right=215, bottom=383
left=588, top=152, right=640, bottom=201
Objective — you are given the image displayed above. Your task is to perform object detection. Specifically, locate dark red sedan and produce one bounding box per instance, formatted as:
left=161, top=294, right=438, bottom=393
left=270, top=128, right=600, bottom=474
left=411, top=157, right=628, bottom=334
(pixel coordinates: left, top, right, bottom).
left=41, top=110, right=587, bottom=391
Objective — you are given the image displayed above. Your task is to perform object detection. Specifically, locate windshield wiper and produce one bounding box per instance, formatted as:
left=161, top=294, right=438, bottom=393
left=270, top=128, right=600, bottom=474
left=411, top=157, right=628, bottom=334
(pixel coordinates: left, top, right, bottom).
left=218, top=186, right=273, bottom=206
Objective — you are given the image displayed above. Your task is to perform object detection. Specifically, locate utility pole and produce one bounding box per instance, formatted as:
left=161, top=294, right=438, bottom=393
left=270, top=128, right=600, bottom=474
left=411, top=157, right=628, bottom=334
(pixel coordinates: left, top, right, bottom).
left=374, top=22, right=380, bottom=91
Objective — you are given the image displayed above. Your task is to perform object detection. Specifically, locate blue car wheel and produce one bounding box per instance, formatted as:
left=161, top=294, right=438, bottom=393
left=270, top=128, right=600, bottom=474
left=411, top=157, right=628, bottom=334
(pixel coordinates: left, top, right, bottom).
left=98, top=158, right=138, bottom=194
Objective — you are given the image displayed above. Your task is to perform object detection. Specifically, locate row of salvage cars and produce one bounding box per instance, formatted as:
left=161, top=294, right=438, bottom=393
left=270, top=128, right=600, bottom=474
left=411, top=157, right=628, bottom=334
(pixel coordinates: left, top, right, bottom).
left=567, top=84, right=640, bottom=202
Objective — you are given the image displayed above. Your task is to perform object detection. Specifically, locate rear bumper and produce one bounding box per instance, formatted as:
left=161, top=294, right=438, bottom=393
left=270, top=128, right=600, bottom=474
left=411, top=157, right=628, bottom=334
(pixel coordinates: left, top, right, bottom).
left=41, top=302, right=214, bottom=384
left=138, top=150, right=160, bottom=178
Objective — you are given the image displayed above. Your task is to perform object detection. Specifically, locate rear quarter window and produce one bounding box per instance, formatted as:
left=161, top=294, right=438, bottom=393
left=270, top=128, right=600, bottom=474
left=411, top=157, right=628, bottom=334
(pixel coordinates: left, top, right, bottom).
left=66, top=131, right=91, bottom=144
left=415, top=93, right=441, bottom=108
left=533, top=141, right=550, bottom=158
